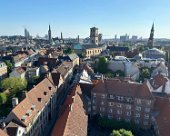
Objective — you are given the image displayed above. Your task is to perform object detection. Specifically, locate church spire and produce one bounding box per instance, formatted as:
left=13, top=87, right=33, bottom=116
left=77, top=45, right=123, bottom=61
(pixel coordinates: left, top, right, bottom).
left=48, top=24, right=52, bottom=45
left=148, top=23, right=154, bottom=48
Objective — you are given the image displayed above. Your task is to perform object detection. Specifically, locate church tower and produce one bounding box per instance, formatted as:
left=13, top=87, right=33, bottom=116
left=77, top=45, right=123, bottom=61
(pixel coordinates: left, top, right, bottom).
left=148, top=23, right=154, bottom=48
left=90, top=27, right=99, bottom=45
left=48, top=25, right=52, bottom=45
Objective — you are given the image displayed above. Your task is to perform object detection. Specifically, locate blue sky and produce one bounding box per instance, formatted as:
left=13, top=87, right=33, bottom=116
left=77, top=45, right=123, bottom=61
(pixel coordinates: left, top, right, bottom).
left=0, top=0, right=170, bottom=38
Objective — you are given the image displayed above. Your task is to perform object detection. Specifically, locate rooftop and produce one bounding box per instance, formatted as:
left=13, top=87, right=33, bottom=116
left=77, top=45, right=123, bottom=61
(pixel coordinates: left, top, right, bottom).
left=51, top=85, right=88, bottom=136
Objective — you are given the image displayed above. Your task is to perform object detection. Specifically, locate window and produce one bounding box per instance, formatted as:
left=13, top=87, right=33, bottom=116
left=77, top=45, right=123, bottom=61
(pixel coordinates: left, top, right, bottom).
left=100, top=107, right=105, bottom=112
left=117, top=110, right=122, bottom=115
left=126, top=105, right=131, bottom=110
left=109, top=109, right=113, bottom=113
left=127, top=97, right=133, bottom=103
left=108, top=115, right=113, bottom=119
left=117, top=117, right=121, bottom=121
left=117, top=104, right=122, bottom=108
left=147, top=100, right=152, bottom=105
left=135, top=113, right=140, bottom=118
left=117, top=96, right=121, bottom=101
left=136, top=106, right=141, bottom=111
left=101, top=94, right=105, bottom=99
left=125, top=118, right=130, bottom=122
left=93, top=93, right=96, bottom=97
left=109, top=95, right=115, bottom=99
left=92, top=106, right=96, bottom=110
left=145, top=108, right=150, bottom=113
left=88, top=107, right=91, bottom=112
left=144, top=114, right=149, bottom=119
left=137, top=99, right=141, bottom=104
left=92, top=100, right=96, bottom=104
left=127, top=111, right=131, bottom=116
left=120, top=96, right=124, bottom=101
left=101, top=101, right=105, bottom=105
left=109, top=102, right=113, bottom=106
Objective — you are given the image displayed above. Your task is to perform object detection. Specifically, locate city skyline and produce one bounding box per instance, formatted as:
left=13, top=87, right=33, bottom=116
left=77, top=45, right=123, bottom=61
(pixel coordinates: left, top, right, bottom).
left=0, top=0, right=170, bottom=38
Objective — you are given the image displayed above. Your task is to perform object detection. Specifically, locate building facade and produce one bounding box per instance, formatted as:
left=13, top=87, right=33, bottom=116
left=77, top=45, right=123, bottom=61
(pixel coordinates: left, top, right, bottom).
left=90, top=27, right=99, bottom=45
left=0, top=61, right=7, bottom=81
left=90, top=79, right=154, bottom=129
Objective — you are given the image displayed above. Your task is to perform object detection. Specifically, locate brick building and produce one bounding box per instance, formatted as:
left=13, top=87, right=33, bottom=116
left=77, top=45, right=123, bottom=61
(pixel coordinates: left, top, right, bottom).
left=90, top=79, right=154, bottom=129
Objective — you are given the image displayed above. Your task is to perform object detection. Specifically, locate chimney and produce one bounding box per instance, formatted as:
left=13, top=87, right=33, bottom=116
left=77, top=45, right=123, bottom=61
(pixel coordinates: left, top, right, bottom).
left=1, top=122, right=6, bottom=129
left=12, top=97, right=18, bottom=108
left=22, top=91, right=27, bottom=100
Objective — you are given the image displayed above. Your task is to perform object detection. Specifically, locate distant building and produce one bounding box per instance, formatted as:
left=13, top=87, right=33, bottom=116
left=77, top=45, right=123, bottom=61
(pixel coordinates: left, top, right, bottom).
left=82, top=44, right=102, bottom=58
left=0, top=61, right=7, bottom=81
left=120, top=34, right=129, bottom=42
left=48, top=25, right=52, bottom=45
left=131, top=36, right=138, bottom=42
left=90, top=27, right=99, bottom=45
left=10, top=67, right=26, bottom=79
left=142, top=48, right=166, bottom=59
left=98, top=33, right=102, bottom=44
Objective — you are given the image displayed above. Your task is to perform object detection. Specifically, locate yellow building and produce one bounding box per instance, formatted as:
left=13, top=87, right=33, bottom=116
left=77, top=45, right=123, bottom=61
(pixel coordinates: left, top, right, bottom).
left=82, top=44, right=103, bottom=58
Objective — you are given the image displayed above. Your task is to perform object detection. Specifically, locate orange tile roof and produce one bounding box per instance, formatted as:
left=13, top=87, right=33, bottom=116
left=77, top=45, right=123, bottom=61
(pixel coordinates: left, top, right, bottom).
left=154, top=96, right=170, bottom=136
left=56, top=62, right=73, bottom=78
left=92, top=79, right=153, bottom=99
left=51, top=85, right=88, bottom=136
left=6, top=77, right=56, bottom=127
left=0, top=129, right=8, bottom=136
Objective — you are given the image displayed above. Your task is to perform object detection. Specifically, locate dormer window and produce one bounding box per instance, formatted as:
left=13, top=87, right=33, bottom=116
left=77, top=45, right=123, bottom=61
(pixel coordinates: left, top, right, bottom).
left=21, top=115, right=27, bottom=122
left=38, top=98, right=42, bottom=102
left=44, top=91, right=47, bottom=96
left=26, top=110, right=32, bottom=116
left=31, top=105, right=36, bottom=110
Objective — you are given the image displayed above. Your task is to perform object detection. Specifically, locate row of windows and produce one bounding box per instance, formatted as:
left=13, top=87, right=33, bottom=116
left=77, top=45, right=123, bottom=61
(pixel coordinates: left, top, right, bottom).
left=93, top=93, right=152, bottom=106
left=94, top=113, right=149, bottom=126
left=87, top=49, right=101, bottom=55
left=92, top=105, right=150, bottom=113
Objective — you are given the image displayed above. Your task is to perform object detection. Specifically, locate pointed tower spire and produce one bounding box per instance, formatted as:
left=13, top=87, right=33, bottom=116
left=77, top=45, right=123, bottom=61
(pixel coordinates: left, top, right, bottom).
left=48, top=24, right=52, bottom=45
left=148, top=23, right=154, bottom=48
left=61, top=32, right=63, bottom=40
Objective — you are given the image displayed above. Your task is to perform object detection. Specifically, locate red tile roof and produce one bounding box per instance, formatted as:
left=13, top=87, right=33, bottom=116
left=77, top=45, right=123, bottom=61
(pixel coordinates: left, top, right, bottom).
left=92, top=79, right=153, bottom=99
left=0, top=129, right=8, bottom=136
left=51, top=85, right=88, bottom=136
left=6, top=77, right=56, bottom=127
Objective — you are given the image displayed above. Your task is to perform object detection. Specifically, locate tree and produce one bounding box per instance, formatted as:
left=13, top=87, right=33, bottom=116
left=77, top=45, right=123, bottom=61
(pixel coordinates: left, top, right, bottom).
left=0, top=93, right=7, bottom=105
left=141, top=68, right=150, bottom=79
left=64, top=48, right=74, bottom=54
left=110, top=129, right=134, bottom=136
left=4, top=61, right=13, bottom=74
left=97, top=57, right=108, bottom=74
left=1, top=77, right=27, bottom=94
